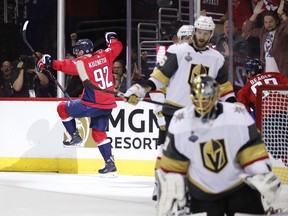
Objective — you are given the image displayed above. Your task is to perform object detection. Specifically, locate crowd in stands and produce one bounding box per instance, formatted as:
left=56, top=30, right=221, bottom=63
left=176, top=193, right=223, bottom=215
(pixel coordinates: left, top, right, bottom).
left=1, top=0, right=287, bottom=99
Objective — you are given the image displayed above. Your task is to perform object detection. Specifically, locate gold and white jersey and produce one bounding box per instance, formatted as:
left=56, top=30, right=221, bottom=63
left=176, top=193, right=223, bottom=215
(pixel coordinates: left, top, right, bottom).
left=150, top=43, right=235, bottom=114
left=161, top=102, right=270, bottom=200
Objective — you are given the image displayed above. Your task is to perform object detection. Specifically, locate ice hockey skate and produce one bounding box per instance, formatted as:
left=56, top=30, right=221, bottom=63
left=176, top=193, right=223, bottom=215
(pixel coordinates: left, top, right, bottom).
left=98, top=156, right=118, bottom=177
left=63, top=131, right=83, bottom=147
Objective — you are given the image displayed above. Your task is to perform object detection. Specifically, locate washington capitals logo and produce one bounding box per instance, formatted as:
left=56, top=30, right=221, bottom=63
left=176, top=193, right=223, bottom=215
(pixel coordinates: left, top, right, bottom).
left=189, top=131, right=198, bottom=142
left=185, top=53, right=192, bottom=62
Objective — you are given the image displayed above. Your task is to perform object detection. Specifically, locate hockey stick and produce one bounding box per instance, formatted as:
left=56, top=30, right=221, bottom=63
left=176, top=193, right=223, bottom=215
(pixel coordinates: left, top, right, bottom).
left=22, top=20, right=72, bottom=101
left=76, top=60, right=176, bottom=107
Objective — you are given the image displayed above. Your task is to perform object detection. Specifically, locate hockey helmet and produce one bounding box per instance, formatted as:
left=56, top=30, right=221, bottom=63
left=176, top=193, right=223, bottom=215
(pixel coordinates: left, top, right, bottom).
left=73, top=39, right=94, bottom=56
left=190, top=74, right=220, bottom=116
left=194, top=15, right=215, bottom=39
left=194, top=16, right=215, bottom=31
left=177, top=25, right=194, bottom=41
left=244, top=59, right=264, bottom=78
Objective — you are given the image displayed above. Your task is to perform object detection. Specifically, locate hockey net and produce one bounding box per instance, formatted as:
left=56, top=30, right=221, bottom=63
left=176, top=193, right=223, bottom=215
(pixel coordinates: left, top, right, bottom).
left=256, top=85, right=288, bottom=213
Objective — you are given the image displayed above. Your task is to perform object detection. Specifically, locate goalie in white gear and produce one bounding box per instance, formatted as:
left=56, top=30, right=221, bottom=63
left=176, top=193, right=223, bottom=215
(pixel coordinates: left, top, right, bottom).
left=156, top=75, right=281, bottom=216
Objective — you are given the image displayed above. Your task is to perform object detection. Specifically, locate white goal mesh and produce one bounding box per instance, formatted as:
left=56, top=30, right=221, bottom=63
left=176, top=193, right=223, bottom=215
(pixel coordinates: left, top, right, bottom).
left=256, top=85, right=288, bottom=213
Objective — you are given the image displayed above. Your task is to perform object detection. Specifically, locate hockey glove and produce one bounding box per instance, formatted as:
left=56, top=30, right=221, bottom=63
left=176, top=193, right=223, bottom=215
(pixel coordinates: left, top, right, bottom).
left=37, top=54, right=53, bottom=71
left=105, top=32, right=118, bottom=44
left=240, top=172, right=282, bottom=210
left=123, top=84, right=147, bottom=105
left=154, top=107, right=166, bottom=131
left=156, top=169, right=186, bottom=216
left=149, top=91, right=166, bottom=130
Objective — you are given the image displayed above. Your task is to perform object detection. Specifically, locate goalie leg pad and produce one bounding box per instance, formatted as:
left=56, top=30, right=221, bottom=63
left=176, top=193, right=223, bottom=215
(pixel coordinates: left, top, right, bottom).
left=156, top=169, right=186, bottom=216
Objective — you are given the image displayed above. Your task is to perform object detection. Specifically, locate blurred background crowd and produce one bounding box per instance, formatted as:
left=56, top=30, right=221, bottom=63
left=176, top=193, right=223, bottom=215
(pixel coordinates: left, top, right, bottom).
left=0, top=0, right=287, bottom=98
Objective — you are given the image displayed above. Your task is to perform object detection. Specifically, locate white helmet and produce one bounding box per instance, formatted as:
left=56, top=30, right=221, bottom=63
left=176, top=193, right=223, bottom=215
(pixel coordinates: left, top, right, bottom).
left=194, top=15, right=215, bottom=31
left=177, top=25, right=194, bottom=40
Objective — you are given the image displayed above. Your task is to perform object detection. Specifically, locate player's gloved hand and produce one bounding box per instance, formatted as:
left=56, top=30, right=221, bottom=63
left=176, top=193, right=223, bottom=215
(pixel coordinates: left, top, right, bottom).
left=123, top=84, right=147, bottom=105
left=105, top=32, right=118, bottom=44
left=153, top=106, right=166, bottom=131
left=37, top=54, right=53, bottom=71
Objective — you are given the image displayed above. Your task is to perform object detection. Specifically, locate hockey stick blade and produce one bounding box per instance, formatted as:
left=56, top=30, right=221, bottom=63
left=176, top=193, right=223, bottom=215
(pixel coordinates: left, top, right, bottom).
left=22, top=20, right=29, bottom=31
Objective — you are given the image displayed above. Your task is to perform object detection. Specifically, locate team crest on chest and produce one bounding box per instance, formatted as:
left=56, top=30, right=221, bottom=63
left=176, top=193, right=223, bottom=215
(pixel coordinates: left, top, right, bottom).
left=200, top=139, right=228, bottom=173
left=188, top=64, right=209, bottom=85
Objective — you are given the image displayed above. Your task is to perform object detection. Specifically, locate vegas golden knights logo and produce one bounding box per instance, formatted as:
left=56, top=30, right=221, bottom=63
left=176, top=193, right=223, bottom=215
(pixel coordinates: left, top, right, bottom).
left=188, top=64, right=209, bottom=86
left=200, top=139, right=227, bottom=173
left=63, top=117, right=97, bottom=147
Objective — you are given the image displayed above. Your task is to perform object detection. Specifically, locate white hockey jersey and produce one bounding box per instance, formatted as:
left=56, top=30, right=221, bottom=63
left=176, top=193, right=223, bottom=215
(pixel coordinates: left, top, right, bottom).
left=149, top=42, right=235, bottom=116
left=160, top=102, right=270, bottom=200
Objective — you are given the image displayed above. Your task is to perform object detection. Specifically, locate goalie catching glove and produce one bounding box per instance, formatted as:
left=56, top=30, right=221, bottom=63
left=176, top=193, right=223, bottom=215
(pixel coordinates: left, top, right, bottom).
left=37, top=54, right=53, bottom=71
left=239, top=172, right=282, bottom=210
left=156, top=169, right=186, bottom=216
left=123, top=84, right=147, bottom=105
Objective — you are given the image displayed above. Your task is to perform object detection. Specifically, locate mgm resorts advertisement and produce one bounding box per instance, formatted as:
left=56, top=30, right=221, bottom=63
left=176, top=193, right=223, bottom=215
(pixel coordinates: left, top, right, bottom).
left=0, top=100, right=160, bottom=161
left=68, top=101, right=161, bottom=160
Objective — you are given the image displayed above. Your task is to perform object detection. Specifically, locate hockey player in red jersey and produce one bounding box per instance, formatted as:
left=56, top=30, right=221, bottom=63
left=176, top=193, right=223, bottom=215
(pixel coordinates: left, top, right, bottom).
left=237, top=58, right=288, bottom=118
left=156, top=75, right=282, bottom=216
left=38, top=32, right=123, bottom=175
left=237, top=58, right=288, bottom=167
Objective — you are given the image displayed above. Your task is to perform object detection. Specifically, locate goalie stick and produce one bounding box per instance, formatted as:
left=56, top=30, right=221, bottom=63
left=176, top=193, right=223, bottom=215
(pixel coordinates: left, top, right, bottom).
left=76, top=60, right=177, bottom=107
left=22, top=20, right=72, bottom=101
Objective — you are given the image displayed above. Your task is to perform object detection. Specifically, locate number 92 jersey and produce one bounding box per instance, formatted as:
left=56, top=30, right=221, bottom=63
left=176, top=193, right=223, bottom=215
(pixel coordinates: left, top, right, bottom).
left=53, top=39, right=123, bottom=109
